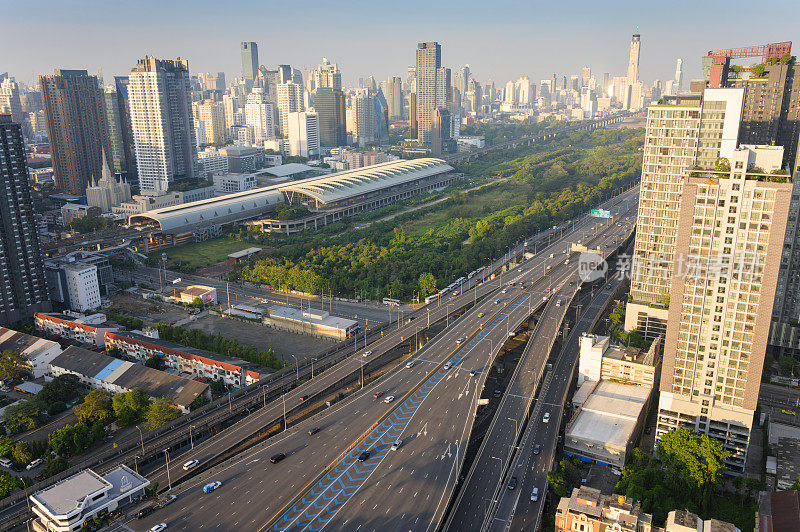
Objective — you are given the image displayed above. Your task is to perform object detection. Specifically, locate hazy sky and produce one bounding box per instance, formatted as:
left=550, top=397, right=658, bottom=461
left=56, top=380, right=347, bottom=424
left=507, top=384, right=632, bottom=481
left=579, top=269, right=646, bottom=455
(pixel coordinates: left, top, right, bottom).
left=2, top=0, right=798, bottom=89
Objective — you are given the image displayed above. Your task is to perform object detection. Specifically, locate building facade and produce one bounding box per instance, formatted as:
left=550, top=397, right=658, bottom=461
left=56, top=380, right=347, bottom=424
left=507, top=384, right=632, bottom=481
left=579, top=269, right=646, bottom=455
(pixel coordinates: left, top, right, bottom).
left=276, top=82, right=305, bottom=139
left=86, top=153, right=131, bottom=212
left=128, top=57, right=197, bottom=194
left=555, top=487, right=655, bottom=532
left=40, top=70, right=109, bottom=194
left=414, top=42, right=451, bottom=145
left=287, top=111, right=320, bottom=158
left=241, top=42, right=259, bottom=83
left=0, top=115, right=51, bottom=323
left=244, top=88, right=275, bottom=144
left=313, top=87, right=346, bottom=148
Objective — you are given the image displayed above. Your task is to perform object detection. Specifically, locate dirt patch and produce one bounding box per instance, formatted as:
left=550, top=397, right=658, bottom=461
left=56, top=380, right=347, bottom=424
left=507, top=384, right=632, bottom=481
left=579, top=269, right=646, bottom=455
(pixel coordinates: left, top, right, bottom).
left=108, top=292, right=190, bottom=326
left=182, top=313, right=332, bottom=363
left=197, top=261, right=234, bottom=278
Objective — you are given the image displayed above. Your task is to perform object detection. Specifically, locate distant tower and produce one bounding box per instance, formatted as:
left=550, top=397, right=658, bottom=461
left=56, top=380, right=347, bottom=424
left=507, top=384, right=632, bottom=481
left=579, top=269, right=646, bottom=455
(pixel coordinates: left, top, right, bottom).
left=674, top=58, right=683, bottom=90
left=627, top=33, right=641, bottom=84
left=414, top=42, right=451, bottom=146
left=241, top=42, right=259, bottom=82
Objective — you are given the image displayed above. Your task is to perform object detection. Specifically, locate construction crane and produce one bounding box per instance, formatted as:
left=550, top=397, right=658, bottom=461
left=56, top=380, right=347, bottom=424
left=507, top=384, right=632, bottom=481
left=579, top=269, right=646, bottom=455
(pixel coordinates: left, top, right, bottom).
left=705, top=41, right=792, bottom=88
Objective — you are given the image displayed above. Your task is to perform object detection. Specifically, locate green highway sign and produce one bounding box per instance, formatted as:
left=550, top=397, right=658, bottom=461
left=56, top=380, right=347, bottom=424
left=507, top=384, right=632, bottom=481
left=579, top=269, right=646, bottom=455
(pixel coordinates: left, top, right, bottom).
left=591, top=209, right=611, bottom=218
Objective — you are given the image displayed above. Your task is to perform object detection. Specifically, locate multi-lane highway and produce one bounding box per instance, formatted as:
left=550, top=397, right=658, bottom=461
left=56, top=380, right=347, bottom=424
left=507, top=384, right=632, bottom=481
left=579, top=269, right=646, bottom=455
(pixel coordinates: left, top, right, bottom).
left=125, top=186, right=638, bottom=532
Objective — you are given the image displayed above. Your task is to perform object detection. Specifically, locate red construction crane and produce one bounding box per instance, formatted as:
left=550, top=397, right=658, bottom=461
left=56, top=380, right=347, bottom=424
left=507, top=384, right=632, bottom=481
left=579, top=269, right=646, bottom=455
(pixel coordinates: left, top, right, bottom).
left=705, top=41, right=793, bottom=88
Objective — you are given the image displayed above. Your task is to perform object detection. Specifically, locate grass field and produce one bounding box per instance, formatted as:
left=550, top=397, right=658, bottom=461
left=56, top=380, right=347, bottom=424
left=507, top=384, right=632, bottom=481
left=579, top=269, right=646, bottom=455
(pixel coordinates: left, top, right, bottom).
left=153, top=236, right=253, bottom=271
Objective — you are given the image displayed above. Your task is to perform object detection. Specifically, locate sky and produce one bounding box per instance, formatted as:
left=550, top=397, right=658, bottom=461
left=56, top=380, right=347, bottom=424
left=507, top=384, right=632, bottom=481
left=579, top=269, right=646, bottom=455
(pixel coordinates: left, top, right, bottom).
left=2, top=0, right=799, bottom=89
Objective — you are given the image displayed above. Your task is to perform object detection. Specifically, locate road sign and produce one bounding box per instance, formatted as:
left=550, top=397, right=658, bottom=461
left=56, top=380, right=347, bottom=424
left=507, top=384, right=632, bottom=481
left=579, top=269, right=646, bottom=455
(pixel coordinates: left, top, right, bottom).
left=591, top=209, right=611, bottom=218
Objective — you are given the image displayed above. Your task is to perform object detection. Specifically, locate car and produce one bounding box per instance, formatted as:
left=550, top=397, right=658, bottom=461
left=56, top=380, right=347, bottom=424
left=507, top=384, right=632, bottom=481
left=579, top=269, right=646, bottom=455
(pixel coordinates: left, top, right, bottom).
left=308, top=427, right=320, bottom=435
left=182, top=459, right=199, bottom=471
left=383, top=395, right=395, bottom=404
left=531, top=487, right=539, bottom=502
left=358, top=451, right=370, bottom=462
left=569, top=281, right=575, bottom=286
left=564, top=259, right=570, bottom=264
left=456, top=338, right=464, bottom=345
left=508, top=477, right=518, bottom=490
left=203, top=481, right=222, bottom=493
left=493, top=389, right=503, bottom=398
left=136, top=506, right=156, bottom=520
left=362, top=350, right=373, bottom=357
left=495, top=300, right=502, bottom=305
left=545, top=288, right=551, bottom=293
left=443, top=362, right=452, bottom=370
left=517, top=268, right=522, bottom=272
left=150, top=524, right=168, bottom=532
left=549, top=253, right=555, bottom=258
left=300, top=394, right=310, bottom=401
left=390, top=440, right=402, bottom=451
left=405, top=361, right=415, bottom=368
left=470, top=370, right=476, bottom=377
left=270, top=453, right=286, bottom=463
left=26, top=459, right=42, bottom=470
left=501, top=289, right=508, bottom=294
left=533, top=444, right=541, bottom=455
left=372, top=391, right=383, bottom=399
left=543, top=412, right=551, bottom=423
left=477, top=313, right=484, bottom=318
left=546, top=265, right=552, bottom=270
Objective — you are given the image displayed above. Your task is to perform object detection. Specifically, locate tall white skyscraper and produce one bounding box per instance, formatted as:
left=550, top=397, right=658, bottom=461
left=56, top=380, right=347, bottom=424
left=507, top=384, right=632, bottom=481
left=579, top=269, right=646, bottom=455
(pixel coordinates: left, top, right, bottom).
left=627, top=33, right=640, bottom=84
left=244, top=88, right=275, bottom=143
left=674, top=58, right=684, bottom=90
left=287, top=111, right=320, bottom=158
left=128, top=57, right=196, bottom=193
left=515, top=76, right=531, bottom=105
left=503, top=80, right=515, bottom=104
left=276, top=82, right=305, bottom=139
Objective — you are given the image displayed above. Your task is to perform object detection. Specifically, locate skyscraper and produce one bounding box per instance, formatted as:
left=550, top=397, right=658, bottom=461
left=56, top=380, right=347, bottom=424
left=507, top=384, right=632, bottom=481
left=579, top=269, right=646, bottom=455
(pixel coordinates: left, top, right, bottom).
left=195, top=100, right=226, bottom=146
left=454, top=65, right=471, bottom=102
left=414, top=42, right=451, bottom=146
left=287, top=111, right=320, bottom=158
left=128, top=57, right=196, bottom=194
left=277, top=65, right=293, bottom=85
left=313, top=87, right=346, bottom=148
left=40, top=70, right=109, bottom=194
left=241, top=42, right=259, bottom=83
left=581, top=66, right=592, bottom=87
left=431, top=107, right=455, bottom=156
left=674, top=58, right=683, bottom=90
left=352, top=90, right=376, bottom=146
left=244, top=88, right=275, bottom=144
left=0, top=77, right=24, bottom=126
left=0, top=115, right=51, bottom=323
left=627, top=34, right=641, bottom=84
left=656, top=144, right=790, bottom=471
left=276, top=82, right=305, bottom=139
left=626, top=89, right=745, bottom=339
left=386, top=76, right=403, bottom=120
left=314, top=59, right=342, bottom=91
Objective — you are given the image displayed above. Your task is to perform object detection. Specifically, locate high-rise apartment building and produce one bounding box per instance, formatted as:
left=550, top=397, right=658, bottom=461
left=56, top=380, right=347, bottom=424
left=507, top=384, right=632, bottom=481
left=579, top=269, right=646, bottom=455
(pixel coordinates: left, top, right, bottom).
left=352, top=90, right=376, bottom=146
left=40, top=70, right=109, bottom=194
left=313, top=87, right=346, bottom=148
left=386, top=76, right=403, bottom=120
left=287, top=111, right=320, bottom=158
left=414, top=42, right=451, bottom=145
left=128, top=57, right=196, bottom=194
left=244, top=88, right=275, bottom=144
left=627, top=90, right=745, bottom=339
left=581, top=66, right=592, bottom=87
left=0, top=115, right=51, bottom=323
left=241, top=42, right=259, bottom=83
left=276, top=82, right=305, bottom=139
left=454, top=65, right=471, bottom=102
left=627, top=34, right=641, bottom=84
left=314, top=59, right=341, bottom=91
left=0, top=77, right=24, bottom=126
left=431, top=107, right=455, bottom=156
left=674, top=58, right=684, bottom=90
left=195, top=100, right=226, bottom=146
left=656, top=144, right=790, bottom=471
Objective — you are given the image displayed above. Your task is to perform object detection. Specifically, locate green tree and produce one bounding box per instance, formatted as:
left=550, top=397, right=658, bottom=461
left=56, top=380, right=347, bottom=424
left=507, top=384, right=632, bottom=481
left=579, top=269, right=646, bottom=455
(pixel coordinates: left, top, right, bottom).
left=112, top=388, right=150, bottom=426
left=145, top=397, right=181, bottom=430
left=144, top=355, right=164, bottom=370
left=41, top=456, right=70, bottom=479
left=0, top=350, right=26, bottom=382
left=547, top=470, right=567, bottom=498
left=777, top=355, right=797, bottom=377
left=656, top=427, right=728, bottom=512
left=0, top=437, right=13, bottom=458
left=10, top=441, right=32, bottom=466
left=714, top=157, right=731, bottom=173
left=0, top=472, right=16, bottom=498
left=418, top=272, right=437, bottom=297
left=609, top=301, right=625, bottom=326
left=38, top=374, right=80, bottom=404
left=4, top=399, right=45, bottom=434
left=74, top=390, right=114, bottom=425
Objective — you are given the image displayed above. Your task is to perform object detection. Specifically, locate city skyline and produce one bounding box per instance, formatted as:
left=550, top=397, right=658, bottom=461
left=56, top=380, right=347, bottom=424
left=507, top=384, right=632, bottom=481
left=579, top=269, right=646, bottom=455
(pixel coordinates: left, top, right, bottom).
left=2, top=1, right=797, bottom=88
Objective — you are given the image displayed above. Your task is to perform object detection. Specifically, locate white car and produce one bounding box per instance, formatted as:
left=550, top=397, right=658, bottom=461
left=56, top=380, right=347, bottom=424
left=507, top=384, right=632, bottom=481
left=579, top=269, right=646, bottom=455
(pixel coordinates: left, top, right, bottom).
left=150, top=524, right=167, bottom=532
left=26, top=459, right=42, bottom=470
left=501, top=289, right=508, bottom=294
left=391, top=439, right=402, bottom=451
left=443, top=362, right=453, bottom=370
left=543, top=412, right=551, bottom=423
left=362, top=350, right=373, bottom=357
left=531, top=487, right=539, bottom=502
left=182, top=459, right=199, bottom=471
left=405, top=361, right=415, bottom=368
left=383, top=395, right=395, bottom=404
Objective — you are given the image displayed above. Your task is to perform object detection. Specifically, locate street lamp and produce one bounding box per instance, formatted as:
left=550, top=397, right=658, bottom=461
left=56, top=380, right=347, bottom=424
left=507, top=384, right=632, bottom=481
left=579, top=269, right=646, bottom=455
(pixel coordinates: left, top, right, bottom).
left=291, top=354, right=299, bottom=381
left=189, top=425, right=196, bottom=450
left=136, top=426, right=145, bottom=456
left=311, top=358, right=317, bottom=379
left=164, top=449, right=172, bottom=491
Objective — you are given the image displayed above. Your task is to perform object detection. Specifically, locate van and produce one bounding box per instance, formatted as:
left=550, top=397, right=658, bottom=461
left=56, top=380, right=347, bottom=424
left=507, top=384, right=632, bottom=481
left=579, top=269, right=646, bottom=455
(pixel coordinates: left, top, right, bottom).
left=26, top=459, right=42, bottom=470
left=531, top=487, right=539, bottom=501
left=0, top=458, right=11, bottom=468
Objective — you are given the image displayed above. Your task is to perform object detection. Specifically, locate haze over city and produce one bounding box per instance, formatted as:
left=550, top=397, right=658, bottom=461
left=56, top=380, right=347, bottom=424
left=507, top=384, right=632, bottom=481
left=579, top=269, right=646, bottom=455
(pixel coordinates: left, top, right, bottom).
left=1, top=2, right=800, bottom=532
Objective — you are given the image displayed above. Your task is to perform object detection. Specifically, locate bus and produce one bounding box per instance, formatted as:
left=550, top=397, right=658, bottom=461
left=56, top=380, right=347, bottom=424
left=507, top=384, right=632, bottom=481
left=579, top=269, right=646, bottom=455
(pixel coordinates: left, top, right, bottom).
left=425, top=293, right=440, bottom=305
left=382, top=298, right=401, bottom=307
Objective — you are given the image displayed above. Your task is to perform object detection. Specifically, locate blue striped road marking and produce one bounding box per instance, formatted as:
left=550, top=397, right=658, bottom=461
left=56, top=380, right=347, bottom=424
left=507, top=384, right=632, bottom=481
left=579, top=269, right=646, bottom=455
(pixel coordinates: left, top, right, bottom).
left=270, top=291, right=531, bottom=531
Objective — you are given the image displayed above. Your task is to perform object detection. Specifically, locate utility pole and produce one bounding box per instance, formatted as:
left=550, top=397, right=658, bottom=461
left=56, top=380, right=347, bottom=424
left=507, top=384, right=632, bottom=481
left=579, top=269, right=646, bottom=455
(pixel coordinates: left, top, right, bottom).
left=164, top=449, right=172, bottom=491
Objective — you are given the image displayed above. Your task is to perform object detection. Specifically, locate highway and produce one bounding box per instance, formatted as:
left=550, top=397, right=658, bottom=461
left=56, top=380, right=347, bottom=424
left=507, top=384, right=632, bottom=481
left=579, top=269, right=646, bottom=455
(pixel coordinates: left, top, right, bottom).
left=446, top=199, right=637, bottom=532
left=123, top=188, right=637, bottom=532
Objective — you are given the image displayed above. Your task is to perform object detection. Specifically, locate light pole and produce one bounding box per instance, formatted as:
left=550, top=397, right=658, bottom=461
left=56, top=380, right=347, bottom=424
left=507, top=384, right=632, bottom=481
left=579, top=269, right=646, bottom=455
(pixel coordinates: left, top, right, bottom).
left=136, top=426, right=145, bottom=456
left=507, top=417, right=518, bottom=438
left=282, top=394, right=287, bottom=431
left=164, top=449, right=172, bottom=491
left=291, top=354, right=299, bottom=381
left=189, top=425, right=196, bottom=450
left=311, top=358, right=317, bottom=379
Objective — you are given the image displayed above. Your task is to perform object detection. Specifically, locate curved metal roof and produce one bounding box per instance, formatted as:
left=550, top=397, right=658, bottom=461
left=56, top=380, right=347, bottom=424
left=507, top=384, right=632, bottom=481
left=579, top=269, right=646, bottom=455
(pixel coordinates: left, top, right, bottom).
left=130, top=186, right=286, bottom=233
left=279, top=158, right=453, bottom=204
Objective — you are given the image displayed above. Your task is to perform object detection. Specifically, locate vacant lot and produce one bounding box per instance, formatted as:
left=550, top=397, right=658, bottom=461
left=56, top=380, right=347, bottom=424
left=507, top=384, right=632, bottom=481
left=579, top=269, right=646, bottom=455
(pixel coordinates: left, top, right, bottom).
left=151, top=237, right=255, bottom=271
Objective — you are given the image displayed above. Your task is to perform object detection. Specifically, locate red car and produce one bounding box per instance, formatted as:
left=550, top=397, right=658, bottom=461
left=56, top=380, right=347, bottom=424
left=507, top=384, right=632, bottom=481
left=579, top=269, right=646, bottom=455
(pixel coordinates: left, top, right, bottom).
left=373, top=391, right=383, bottom=399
